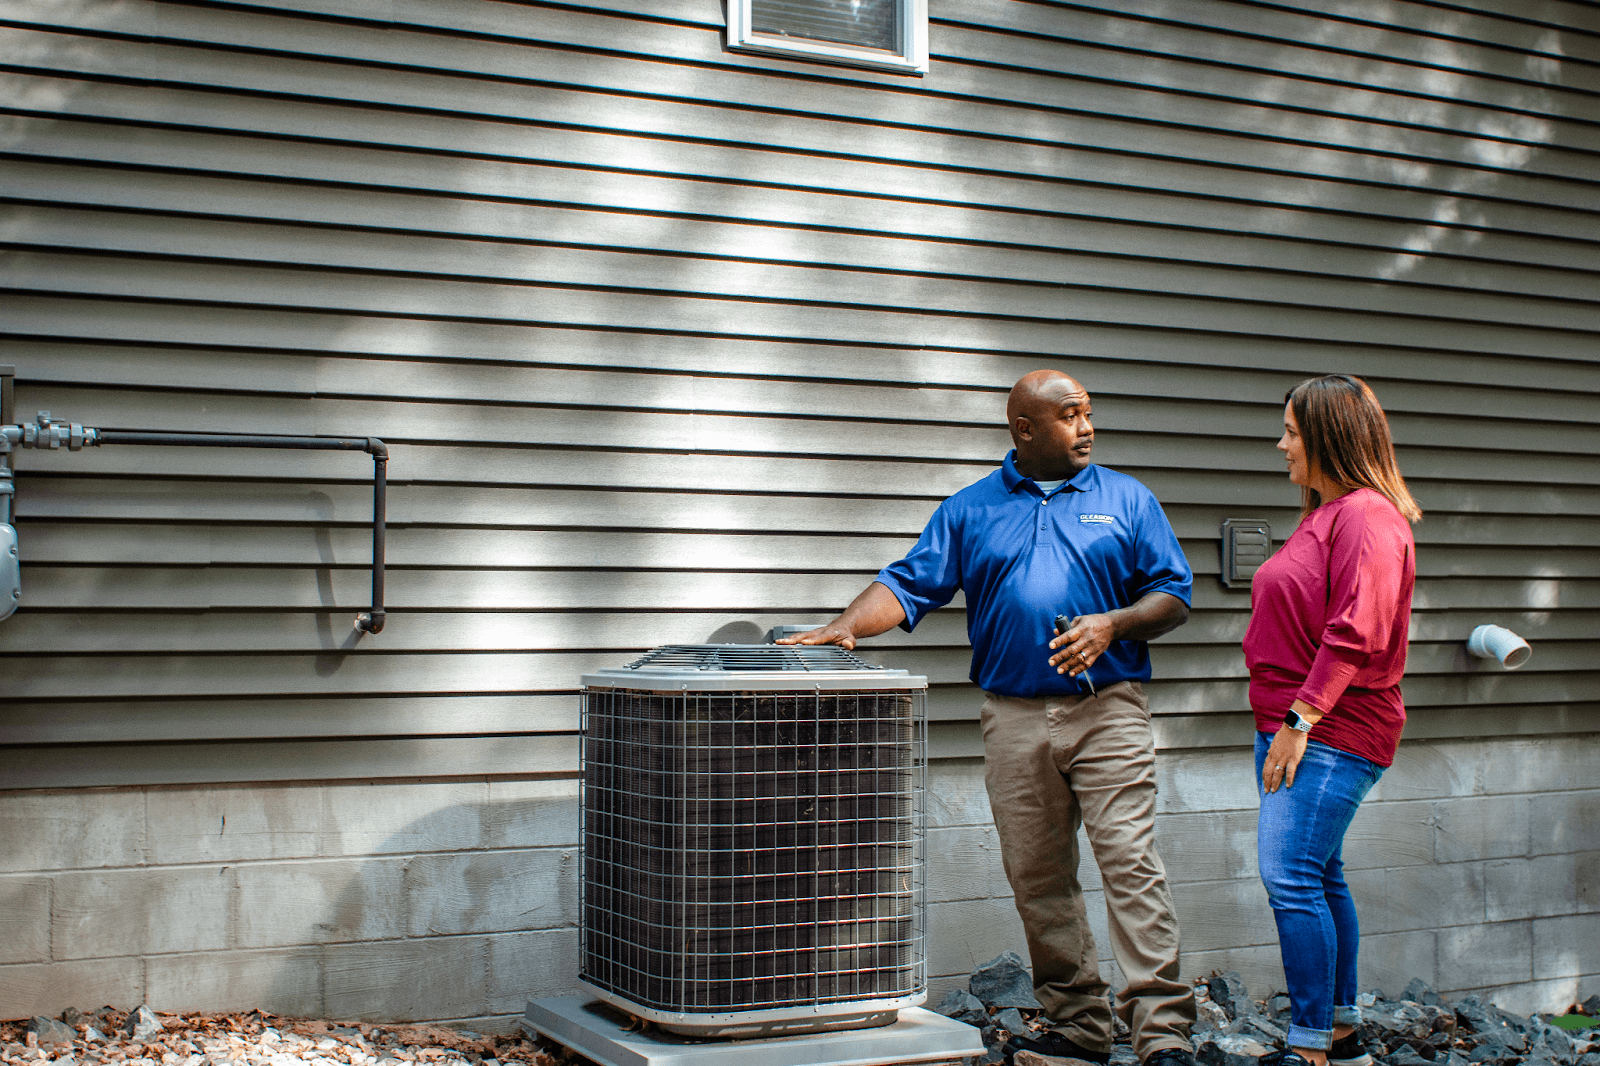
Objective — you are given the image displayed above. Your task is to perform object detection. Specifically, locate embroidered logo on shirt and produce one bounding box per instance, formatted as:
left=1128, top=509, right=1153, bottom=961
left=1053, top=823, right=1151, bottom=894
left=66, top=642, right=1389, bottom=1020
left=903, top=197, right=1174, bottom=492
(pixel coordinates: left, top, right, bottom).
left=1078, top=513, right=1115, bottom=524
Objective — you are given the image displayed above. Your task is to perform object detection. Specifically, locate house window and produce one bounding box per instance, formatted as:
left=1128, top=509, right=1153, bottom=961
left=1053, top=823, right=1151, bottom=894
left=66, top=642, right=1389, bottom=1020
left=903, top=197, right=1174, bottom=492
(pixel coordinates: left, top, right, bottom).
left=726, top=0, right=929, bottom=75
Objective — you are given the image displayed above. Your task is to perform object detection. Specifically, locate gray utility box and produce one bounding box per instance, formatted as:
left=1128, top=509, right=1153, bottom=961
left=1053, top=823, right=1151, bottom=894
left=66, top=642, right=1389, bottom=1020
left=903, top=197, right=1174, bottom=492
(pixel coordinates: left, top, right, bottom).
left=578, top=644, right=928, bottom=1039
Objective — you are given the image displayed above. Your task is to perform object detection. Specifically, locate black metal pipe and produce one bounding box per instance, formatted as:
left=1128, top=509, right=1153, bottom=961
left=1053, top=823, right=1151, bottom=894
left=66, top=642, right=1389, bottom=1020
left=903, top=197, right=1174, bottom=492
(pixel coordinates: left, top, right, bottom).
left=357, top=446, right=387, bottom=634
left=94, top=431, right=372, bottom=451
left=88, top=430, right=390, bottom=634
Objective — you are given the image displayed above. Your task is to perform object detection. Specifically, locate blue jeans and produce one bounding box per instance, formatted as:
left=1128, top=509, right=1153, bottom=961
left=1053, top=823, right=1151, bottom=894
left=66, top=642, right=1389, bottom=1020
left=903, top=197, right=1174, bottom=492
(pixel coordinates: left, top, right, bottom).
left=1255, top=732, right=1384, bottom=1050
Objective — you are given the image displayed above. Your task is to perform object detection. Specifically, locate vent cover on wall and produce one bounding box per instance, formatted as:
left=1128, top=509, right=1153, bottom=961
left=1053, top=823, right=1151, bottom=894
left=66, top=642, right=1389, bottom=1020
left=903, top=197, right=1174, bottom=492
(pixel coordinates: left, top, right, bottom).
left=1220, top=518, right=1272, bottom=588
left=579, top=644, right=928, bottom=1038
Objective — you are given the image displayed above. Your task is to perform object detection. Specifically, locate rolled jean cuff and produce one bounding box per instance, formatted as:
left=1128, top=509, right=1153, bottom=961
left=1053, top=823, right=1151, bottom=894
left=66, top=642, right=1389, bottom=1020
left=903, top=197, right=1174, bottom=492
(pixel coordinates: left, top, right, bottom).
left=1288, top=1025, right=1333, bottom=1051
left=1335, top=1006, right=1363, bottom=1028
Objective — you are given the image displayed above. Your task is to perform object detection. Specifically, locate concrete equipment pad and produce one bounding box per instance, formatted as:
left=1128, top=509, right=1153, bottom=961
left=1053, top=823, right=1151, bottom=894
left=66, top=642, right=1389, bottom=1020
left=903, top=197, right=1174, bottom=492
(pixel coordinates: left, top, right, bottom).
left=522, top=996, right=985, bottom=1066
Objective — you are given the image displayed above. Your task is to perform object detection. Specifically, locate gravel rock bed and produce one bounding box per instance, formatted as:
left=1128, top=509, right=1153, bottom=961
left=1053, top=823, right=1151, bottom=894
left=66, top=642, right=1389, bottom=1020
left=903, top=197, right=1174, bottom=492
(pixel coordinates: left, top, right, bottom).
left=1190, top=974, right=1600, bottom=1066
left=937, top=956, right=1600, bottom=1066
left=8, top=975, right=1595, bottom=1066
left=1, top=1010, right=572, bottom=1066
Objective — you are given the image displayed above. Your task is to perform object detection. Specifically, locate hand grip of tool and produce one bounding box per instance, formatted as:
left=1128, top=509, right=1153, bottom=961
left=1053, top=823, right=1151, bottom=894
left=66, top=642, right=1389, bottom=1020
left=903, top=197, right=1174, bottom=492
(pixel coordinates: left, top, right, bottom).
left=1054, top=614, right=1096, bottom=696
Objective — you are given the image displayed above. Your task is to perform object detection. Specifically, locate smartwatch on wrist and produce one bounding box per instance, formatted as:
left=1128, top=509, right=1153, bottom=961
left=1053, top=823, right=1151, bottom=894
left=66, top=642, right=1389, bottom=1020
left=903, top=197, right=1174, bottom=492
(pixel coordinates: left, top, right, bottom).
left=1283, top=708, right=1315, bottom=733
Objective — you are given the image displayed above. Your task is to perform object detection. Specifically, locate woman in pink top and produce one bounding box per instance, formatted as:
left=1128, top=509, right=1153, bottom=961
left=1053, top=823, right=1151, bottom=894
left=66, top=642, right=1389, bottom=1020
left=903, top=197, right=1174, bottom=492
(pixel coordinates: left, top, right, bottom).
left=1244, top=375, right=1421, bottom=1066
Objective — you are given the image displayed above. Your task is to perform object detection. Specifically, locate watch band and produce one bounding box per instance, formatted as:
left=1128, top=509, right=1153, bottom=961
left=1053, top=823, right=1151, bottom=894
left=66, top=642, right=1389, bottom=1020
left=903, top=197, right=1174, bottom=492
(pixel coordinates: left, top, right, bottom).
left=1283, top=709, right=1314, bottom=733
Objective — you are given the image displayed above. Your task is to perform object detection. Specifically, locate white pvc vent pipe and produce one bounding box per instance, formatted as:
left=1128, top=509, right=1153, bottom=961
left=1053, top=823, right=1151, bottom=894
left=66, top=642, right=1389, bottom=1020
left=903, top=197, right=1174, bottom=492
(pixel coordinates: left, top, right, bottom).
left=1467, top=625, right=1532, bottom=670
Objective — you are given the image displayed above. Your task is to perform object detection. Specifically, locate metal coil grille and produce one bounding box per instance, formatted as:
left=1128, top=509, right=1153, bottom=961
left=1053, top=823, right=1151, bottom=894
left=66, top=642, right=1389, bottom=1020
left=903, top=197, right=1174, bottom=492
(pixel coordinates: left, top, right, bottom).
left=580, top=686, right=926, bottom=1015
left=623, top=644, right=881, bottom=672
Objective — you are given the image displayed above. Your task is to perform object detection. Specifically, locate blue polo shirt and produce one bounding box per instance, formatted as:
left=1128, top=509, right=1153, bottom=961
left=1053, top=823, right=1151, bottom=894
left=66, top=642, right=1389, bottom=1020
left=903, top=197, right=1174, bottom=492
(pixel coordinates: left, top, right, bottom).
left=875, top=452, right=1192, bottom=699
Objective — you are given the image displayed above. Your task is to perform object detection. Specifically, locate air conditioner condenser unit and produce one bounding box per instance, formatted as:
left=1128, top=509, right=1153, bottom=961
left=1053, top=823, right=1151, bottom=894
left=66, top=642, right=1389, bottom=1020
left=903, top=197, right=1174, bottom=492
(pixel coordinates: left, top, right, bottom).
left=578, top=643, right=928, bottom=1039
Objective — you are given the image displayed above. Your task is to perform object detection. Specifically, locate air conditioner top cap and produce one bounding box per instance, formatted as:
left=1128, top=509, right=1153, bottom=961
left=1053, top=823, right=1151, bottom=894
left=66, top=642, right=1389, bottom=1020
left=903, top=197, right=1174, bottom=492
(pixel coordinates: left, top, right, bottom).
left=581, top=643, right=927, bottom=690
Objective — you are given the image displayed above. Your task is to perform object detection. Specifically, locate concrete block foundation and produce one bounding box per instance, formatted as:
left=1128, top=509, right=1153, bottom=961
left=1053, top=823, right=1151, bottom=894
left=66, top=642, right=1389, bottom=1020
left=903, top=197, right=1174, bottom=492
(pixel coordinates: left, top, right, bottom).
left=1, top=735, right=1594, bottom=1025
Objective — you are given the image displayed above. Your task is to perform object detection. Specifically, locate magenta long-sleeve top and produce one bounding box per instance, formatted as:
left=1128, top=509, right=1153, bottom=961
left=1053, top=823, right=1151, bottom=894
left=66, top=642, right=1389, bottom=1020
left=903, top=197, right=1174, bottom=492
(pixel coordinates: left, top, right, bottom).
left=1243, top=488, right=1416, bottom=767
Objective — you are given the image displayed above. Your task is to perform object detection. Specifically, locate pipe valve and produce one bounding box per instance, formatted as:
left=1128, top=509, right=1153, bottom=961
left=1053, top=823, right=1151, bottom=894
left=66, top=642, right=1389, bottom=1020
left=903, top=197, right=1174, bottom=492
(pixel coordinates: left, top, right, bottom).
left=21, top=411, right=97, bottom=451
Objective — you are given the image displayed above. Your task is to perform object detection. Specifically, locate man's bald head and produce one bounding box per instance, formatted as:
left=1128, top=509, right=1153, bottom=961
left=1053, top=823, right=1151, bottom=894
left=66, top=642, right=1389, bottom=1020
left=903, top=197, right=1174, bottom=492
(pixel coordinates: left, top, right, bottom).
left=1007, top=370, right=1087, bottom=431
left=1007, top=370, right=1095, bottom=480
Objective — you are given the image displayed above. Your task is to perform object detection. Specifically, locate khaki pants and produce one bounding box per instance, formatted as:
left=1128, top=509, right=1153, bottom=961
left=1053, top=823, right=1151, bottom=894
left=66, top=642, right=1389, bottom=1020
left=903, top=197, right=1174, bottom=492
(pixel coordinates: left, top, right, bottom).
left=981, top=683, right=1195, bottom=1061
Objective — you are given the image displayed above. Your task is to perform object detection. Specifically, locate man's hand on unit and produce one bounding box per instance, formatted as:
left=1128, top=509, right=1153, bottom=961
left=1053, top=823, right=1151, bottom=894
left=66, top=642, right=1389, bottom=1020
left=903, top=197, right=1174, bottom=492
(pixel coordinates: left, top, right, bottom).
left=777, top=622, right=859, bottom=649
left=774, top=581, right=906, bottom=651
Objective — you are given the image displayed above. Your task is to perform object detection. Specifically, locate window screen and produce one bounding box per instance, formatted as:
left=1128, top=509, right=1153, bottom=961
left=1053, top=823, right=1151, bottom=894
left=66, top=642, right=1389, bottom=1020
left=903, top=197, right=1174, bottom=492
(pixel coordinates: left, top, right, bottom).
left=751, top=0, right=897, bottom=52
left=727, top=0, right=927, bottom=75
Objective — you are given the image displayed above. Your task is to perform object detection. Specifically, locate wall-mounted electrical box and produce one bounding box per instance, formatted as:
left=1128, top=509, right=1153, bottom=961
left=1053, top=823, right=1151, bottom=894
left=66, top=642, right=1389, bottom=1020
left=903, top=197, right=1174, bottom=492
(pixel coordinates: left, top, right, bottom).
left=1219, top=519, right=1271, bottom=588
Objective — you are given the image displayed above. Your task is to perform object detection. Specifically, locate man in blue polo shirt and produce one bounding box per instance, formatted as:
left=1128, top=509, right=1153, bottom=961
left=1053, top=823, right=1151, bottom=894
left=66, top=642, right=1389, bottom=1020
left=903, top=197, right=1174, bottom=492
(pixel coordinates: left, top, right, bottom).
left=780, top=370, right=1196, bottom=1066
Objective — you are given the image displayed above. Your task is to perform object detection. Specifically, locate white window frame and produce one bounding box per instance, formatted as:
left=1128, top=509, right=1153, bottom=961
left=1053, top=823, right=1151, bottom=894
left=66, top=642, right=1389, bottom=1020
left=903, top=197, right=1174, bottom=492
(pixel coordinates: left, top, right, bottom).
left=726, top=0, right=929, bottom=76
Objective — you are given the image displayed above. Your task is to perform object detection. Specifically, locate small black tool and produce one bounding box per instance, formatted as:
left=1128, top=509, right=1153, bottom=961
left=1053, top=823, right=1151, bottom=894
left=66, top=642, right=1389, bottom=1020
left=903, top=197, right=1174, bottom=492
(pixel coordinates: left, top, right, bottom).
left=1055, top=614, right=1096, bottom=697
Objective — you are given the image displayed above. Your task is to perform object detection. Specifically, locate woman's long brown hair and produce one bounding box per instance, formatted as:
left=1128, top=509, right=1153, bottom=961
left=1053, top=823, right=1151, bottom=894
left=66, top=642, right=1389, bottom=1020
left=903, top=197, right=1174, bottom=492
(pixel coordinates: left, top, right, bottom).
left=1288, top=374, right=1422, bottom=524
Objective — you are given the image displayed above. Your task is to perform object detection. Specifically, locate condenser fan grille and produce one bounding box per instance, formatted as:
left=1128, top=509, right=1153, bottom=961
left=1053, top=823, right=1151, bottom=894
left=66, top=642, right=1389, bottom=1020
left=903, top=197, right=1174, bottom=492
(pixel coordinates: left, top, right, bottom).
left=579, top=679, right=926, bottom=1019
left=623, top=643, right=881, bottom=672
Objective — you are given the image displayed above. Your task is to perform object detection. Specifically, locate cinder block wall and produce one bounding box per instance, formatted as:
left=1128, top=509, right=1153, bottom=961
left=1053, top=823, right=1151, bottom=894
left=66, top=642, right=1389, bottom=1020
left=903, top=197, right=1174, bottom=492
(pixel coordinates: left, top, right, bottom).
left=3, top=735, right=1595, bottom=1025
left=928, top=733, right=1598, bottom=1016
left=0, top=780, right=580, bottom=1027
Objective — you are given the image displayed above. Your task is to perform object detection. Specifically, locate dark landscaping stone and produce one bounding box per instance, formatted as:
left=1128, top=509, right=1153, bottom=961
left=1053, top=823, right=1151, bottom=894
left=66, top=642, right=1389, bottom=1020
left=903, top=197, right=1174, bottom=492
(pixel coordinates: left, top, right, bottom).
left=1206, top=973, right=1254, bottom=1023
left=971, top=951, right=1043, bottom=1010
left=1406, top=980, right=1447, bottom=1007
left=1459, top=997, right=1532, bottom=1038
left=1239, top=1016, right=1286, bottom=1044
left=28, top=1017, right=76, bottom=1046
left=1401, top=1005, right=1438, bottom=1037
left=1195, top=1032, right=1270, bottom=1066
left=1530, top=1021, right=1576, bottom=1062
left=1369, top=1004, right=1415, bottom=1036
left=1469, top=1029, right=1530, bottom=1062
left=1385, top=1047, right=1435, bottom=1066
left=1266, top=993, right=1291, bottom=1024
left=121, top=1005, right=164, bottom=1041
left=935, top=987, right=988, bottom=1026
left=996, top=1007, right=1029, bottom=1036
left=61, top=1008, right=91, bottom=1029
left=1475, top=1025, right=1532, bottom=1055
left=1583, top=998, right=1600, bottom=1018
left=1111, top=1044, right=1140, bottom=1066
left=1193, top=997, right=1231, bottom=1035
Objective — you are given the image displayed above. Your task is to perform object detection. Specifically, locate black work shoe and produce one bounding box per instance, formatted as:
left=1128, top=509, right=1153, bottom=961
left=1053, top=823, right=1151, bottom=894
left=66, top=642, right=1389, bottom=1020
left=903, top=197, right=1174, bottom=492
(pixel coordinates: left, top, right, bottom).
left=1329, top=1033, right=1373, bottom=1066
left=1260, top=1051, right=1318, bottom=1066
left=1004, top=1028, right=1112, bottom=1064
left=1144, top=1048, right=1197, bottom=1066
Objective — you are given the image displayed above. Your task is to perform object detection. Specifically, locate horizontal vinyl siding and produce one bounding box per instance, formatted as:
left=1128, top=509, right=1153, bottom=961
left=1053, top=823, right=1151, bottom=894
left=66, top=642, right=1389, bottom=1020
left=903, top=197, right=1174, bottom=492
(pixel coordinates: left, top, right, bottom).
left=0, top=0, right=1595, bottom=787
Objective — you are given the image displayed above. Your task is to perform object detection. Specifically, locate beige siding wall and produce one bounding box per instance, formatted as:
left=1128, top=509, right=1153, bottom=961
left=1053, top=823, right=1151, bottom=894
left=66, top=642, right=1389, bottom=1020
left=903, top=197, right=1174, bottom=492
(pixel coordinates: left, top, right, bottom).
left=0, top=0, right=1595, bottom=1024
